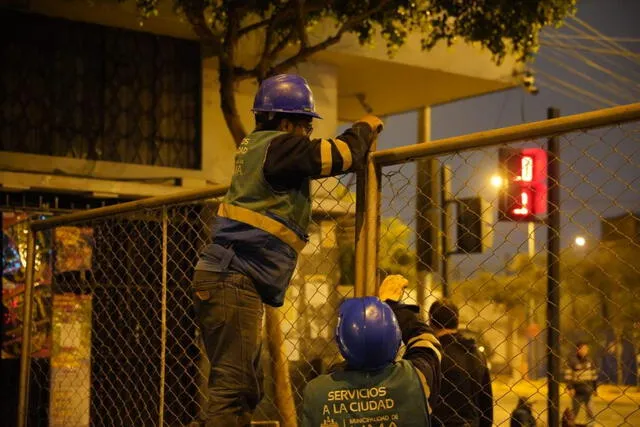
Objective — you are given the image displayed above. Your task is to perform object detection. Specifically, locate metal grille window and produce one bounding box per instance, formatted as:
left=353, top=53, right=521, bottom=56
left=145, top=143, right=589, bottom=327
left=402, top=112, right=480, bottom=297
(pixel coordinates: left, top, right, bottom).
left=0, top=9, right=201, bottom=169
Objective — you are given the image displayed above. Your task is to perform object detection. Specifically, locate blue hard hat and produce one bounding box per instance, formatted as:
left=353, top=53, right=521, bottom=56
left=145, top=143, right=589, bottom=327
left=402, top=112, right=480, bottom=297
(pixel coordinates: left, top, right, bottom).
left=252, top=74, right=322, bottom=119
left=335, top=297, right=402, bottom=371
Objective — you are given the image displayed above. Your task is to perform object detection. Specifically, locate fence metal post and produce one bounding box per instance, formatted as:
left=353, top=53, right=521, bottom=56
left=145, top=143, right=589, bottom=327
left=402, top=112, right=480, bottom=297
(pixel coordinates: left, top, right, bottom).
left=354, top=167, right=367, bottom=298
left=416, top=106, right=441, bottom=307
left=440, top=163, right=451, bottom=296
left=159, top=206, right=168, bottom=426
left=17, top=229, right=37, bottom=427
left=546, top=107, right=561, bottom=427
left=355, top=138, right=378, bottom=297
left=364, top=156, right=382, bottom=297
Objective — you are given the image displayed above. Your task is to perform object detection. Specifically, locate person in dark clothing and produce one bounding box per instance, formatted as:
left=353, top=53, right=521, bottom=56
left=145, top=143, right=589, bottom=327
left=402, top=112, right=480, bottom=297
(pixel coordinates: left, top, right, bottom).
left=302, top=275, right=442, bottom=427
left=429, top=299, right=493, bottom=427
left=193, top=73, right=384, bottom=426
left=564, top=342, right=598, bottom=425
left=510, top=397, right=537, bottom=427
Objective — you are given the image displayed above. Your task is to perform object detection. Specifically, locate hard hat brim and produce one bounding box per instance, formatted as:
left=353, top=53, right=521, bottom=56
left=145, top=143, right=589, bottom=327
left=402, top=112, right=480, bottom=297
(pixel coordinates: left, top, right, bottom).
left=252, top=108, right=323, bottom=120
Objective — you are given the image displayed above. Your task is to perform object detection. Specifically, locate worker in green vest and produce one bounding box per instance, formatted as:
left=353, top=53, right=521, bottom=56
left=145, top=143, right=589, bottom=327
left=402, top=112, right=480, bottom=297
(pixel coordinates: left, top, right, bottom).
left=302, top=275, right=443, bottom=427
left=193, top=74, right=384, bottom=426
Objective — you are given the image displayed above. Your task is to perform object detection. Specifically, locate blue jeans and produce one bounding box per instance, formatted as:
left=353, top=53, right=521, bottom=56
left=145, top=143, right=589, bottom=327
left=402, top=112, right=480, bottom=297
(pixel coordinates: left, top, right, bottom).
left=192, top=270, right=264, bottom=427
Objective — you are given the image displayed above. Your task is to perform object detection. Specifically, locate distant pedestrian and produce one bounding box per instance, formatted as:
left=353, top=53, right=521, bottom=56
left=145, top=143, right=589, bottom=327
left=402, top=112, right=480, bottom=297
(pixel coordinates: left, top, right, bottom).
left=564, top=341, right=597, bottom=425
left=429, top=299, right=493, bottom=427
left=510, top=397, right=536, bottom=427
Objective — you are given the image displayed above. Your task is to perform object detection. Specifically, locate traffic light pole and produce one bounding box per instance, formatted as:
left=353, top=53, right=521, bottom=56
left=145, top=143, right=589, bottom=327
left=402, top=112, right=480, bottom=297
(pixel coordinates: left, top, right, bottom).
left=546, top=107, right=561, bottom=427
left=440, top=164, right=452, bottom=296
left=416, top=107, right=442, bottom=308
left=526, top=221, right=535, bottom=379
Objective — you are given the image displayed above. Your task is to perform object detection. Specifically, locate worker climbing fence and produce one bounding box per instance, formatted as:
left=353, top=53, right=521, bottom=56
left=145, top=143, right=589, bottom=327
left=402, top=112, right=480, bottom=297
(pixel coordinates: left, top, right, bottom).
left=12, top=103, right=640, bottom=426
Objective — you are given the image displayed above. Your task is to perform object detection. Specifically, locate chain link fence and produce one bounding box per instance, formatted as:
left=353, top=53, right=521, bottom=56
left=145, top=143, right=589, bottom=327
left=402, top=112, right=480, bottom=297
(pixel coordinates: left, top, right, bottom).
left=11, top=103, right=640, bottom=426
left=12, top=176, right=357, bottom=427
left=375, top=110, right=640, bottom=426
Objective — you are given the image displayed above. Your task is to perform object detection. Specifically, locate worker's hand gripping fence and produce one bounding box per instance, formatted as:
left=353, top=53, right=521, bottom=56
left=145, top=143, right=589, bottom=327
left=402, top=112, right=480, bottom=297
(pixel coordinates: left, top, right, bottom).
left=374, top=108, right=640, bottom=426
left=13, top=104, right=640, bottom=427
left=14, top=176, right=357, bottom=427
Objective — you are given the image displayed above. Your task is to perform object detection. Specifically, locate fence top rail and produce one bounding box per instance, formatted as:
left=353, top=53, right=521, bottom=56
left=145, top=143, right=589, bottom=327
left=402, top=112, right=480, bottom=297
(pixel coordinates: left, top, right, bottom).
left=372, top=102, right=640, bottom=166
left=30, top=184, right=229, bottom=231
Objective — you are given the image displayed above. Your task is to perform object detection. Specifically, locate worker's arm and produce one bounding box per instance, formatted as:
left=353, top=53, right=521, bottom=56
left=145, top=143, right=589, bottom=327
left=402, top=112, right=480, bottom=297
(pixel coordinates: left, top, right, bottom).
left=378, top=273, right=442, bottom=408
left=386, top=300, right=442, bottom=409
left=263, top=116, right=382, bottom=191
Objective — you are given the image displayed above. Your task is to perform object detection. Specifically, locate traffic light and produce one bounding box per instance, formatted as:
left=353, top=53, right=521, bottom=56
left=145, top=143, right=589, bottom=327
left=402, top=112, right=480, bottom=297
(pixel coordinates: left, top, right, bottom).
left=498, top=148, right=548, bottom=222
left=456, top=197, right=494, bottom=254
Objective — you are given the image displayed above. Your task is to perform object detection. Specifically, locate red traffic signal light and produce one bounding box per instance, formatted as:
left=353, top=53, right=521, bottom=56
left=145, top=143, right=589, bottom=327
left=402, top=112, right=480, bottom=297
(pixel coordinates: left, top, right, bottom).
left=498, top=148, right=548, bottom=222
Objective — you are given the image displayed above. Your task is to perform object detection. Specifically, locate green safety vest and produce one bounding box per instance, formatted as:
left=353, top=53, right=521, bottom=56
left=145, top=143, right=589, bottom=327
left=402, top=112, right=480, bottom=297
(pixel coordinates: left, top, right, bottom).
left=219, top=130, right=312, bottom=252
left=303, top=360, right=431, bottom=427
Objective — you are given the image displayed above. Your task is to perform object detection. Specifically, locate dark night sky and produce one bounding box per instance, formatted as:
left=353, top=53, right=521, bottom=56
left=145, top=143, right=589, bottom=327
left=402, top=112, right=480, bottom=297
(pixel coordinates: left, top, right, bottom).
left=342, top=0, right=640, bottom=279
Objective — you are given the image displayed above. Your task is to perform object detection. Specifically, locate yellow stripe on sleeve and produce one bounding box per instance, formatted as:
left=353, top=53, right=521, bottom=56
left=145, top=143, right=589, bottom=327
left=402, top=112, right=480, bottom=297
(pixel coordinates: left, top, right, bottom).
left=333, top=139, right=353, bottom=171
left=320, top=139, right=333, bottom=176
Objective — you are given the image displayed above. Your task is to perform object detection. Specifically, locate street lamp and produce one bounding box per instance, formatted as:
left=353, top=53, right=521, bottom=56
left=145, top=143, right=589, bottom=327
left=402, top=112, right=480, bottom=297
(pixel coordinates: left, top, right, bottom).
left=575, top=236, right=586, bottom=247
left=490, top=174, right=503, bottom=189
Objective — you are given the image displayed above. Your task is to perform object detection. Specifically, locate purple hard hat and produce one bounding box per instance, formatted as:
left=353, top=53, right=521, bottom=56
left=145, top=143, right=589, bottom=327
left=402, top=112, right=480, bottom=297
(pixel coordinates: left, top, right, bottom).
left=336, top=297, right=402, bottom=371
left=252, top=74, right=322, bottom=119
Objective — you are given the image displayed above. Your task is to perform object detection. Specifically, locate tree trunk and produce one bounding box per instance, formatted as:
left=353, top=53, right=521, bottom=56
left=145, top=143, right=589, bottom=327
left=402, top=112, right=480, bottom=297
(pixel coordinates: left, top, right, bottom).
left=219, top=62, right=247, bottom=147
left=265, top=306, right=298, bottom=427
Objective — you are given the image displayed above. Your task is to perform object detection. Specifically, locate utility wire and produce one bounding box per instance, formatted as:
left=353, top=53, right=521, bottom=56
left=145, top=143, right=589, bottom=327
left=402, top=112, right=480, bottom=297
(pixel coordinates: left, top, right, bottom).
left=541, top=42, right=639, bottom=89
left=541, top=34, right=640, bottom=43
left=569, top=15, right=640, bottom=65
left=538, top=49, right=638, bottom=103
left=536, top=77, right=603, bottom=110
left=557, top=21, right=640, bottom=78
left=534, top=70, right=619, bottom=107
left=540, top=42, right=640, bottom=59
left=540, top=43, right=640, bottom=93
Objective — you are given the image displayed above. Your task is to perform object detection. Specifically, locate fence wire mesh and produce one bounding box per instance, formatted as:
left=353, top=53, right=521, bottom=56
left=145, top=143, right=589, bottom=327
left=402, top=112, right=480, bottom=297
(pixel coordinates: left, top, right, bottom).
left=8, top=176, right=356, bottom=427
left=378, top=121, right=640, bottom=426
left=6, top=109, right=640, bottom=427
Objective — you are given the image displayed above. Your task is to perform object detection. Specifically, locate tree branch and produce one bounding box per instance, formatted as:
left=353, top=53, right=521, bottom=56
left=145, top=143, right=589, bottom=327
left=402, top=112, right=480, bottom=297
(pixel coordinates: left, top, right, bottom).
left=255, top=7, right=282, bottom=81
left=294, top=0, right=309, bottom=49
left=238, top=1, right=326, bottom=39
left=238, top=18, right=271, bottom=37
left=268, top=0, right=394, bottom=76
left=180, top=0, right=222, bottom=52
left=268, top=33, right=342, bottom=76
left=270, top=29, right=296, bottom=58
left=234, top=66, right=255, bottom=79
left=219, top=7, right=247, bottom=145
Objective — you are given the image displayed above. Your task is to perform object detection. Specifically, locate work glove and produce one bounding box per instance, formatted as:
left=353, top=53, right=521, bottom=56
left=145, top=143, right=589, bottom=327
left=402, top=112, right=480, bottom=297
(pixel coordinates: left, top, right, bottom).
left=378, top=274, right=408, bottom=303
left=356, top=115, right=384, bottom=144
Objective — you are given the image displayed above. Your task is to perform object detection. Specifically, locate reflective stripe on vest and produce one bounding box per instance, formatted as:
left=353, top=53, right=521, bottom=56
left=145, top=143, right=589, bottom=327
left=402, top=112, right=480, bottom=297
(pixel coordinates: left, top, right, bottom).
left=217, top=203, right=306, bottom=253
